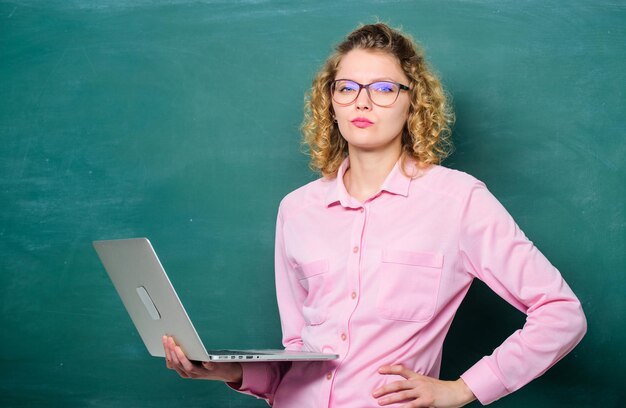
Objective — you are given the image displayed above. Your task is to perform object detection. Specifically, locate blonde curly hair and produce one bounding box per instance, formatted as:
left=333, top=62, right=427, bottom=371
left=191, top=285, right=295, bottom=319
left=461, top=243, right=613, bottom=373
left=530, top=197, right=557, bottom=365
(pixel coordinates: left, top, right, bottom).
left=302, top=23, right=454, bottom=178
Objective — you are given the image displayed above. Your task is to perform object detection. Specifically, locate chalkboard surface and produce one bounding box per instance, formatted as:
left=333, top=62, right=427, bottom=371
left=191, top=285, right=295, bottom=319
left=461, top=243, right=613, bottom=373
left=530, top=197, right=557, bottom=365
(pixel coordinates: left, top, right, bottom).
left=1, top=1, right=624, bottom=407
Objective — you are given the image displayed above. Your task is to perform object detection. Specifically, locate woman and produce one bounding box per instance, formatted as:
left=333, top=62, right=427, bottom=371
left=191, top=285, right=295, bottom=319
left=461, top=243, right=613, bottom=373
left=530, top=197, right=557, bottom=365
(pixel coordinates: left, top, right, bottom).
left=163, top=23, right=586, bottom=407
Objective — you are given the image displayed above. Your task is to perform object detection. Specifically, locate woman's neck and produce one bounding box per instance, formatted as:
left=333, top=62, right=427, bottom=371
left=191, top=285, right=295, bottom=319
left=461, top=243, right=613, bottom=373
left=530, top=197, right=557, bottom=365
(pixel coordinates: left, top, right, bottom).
left=343, top=148, right=402, bottom=203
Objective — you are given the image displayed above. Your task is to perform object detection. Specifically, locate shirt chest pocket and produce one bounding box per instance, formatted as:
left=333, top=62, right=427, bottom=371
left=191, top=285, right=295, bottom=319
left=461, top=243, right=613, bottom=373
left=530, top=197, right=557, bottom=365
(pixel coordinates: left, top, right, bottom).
left=376, top=249, right=444, bottom=322
left=295, top=259, right=330, bottom=326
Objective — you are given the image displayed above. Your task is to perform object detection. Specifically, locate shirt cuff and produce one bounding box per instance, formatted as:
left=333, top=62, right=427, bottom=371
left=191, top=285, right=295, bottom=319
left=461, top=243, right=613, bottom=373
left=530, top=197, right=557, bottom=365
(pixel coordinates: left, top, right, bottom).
left=227, top=362, right=271, bottom=397
left=460, top=357, right=509, bottom=405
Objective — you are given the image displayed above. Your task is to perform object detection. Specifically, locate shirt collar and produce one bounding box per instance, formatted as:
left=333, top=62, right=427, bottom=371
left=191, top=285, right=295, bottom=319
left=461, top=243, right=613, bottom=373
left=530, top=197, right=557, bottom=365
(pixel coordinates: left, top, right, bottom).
left=324, top=156, right=412, bottom=208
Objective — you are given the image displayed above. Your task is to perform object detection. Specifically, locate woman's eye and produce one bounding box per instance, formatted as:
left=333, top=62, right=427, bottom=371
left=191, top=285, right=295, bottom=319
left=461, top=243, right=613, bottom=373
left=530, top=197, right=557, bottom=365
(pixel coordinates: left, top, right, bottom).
left=335, top=81, right=359, bottom=93
left=372, top=82, right=395, bottom=93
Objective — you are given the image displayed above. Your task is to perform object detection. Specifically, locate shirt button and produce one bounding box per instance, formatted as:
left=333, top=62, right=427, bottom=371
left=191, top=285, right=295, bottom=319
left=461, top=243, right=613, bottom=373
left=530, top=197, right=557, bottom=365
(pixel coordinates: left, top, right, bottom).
left=326, top=372, right=333, bottom=380
left=359, top=208, right=364, bottom=213
left=341, top=333, right=347, bottom=341
left=351, top=292, right=357, bottom=300
left=352, top=246, right=359, bottom=253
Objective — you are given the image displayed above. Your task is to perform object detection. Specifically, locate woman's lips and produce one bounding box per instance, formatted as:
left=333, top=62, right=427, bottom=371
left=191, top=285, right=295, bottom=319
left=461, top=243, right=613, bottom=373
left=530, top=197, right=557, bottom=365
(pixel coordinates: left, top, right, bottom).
left=351, top=118, right=374, bottom=128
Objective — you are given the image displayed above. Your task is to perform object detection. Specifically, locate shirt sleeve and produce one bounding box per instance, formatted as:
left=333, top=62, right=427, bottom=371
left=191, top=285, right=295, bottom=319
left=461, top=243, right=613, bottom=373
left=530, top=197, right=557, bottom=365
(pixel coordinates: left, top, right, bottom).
left=226, top=362, right=291, bottom=405
left=228, top=203, right=306, bottom=404
left=457, top=181, right=587, bottom=405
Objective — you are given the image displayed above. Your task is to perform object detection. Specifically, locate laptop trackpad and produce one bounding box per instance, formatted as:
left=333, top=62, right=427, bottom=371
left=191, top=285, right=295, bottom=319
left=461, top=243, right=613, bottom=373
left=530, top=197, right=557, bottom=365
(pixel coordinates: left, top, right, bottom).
left=136, top=286, right=161, bottom=320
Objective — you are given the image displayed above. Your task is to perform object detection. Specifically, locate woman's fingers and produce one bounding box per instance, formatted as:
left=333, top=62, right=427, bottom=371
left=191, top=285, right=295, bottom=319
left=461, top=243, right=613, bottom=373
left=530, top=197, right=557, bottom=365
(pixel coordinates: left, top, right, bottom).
left=373, top=379, right=413, bottom=398
left=162, top=336, right=173, bottom=368
left=374, top=365, right=429, bottom=406
left=374, top=366, right=475, bottom=408
left=161, top=336, right=243, bottom=383
left=378, top=364, right=421, bottom=379
left=175, top=345, right=197, bottom=373
left=202, top=361, right=215, bottom=370
left=165, top=336, right=190, bottom=378
left=378, top=389, right=420, bottom=406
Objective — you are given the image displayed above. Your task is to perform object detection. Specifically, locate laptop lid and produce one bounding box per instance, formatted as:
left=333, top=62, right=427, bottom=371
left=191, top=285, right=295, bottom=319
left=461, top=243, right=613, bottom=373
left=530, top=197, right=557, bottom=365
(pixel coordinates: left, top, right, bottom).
left=93, top=238, right=338, bottom=362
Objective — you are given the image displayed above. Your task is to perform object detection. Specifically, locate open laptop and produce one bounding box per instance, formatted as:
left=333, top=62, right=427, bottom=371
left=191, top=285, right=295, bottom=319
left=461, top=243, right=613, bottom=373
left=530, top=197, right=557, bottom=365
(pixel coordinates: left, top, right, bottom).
left=93, top=237, right=338, bottom=362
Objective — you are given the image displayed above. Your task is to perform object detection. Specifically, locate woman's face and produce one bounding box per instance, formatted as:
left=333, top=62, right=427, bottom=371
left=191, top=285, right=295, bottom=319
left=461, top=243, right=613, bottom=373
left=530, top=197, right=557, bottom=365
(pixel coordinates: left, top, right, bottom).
left=332, top=49, right=411, bottom=155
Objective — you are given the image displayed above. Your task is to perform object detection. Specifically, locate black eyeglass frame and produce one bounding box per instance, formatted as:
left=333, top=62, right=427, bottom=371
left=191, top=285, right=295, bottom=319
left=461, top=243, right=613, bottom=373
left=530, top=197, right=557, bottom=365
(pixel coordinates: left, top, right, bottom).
left=330, top=79, right=411, bottom=107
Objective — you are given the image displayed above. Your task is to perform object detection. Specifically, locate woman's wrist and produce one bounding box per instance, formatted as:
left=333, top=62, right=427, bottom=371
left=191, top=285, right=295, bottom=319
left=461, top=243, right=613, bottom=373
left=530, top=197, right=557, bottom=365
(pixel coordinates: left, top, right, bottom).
left=227, top=363, right=243, bottom=384
left=454, top=378, right=476, bottom=406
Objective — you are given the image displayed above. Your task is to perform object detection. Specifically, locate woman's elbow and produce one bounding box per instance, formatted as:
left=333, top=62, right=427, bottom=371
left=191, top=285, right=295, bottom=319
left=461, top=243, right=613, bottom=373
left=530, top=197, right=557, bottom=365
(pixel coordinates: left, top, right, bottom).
left=572, top=300, right=588, bottom=344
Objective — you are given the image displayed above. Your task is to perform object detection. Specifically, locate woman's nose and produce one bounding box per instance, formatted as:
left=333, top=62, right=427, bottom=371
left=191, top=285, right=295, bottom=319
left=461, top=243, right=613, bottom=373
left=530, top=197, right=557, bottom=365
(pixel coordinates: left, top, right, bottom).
left=355, top=88, right=372, bottom=110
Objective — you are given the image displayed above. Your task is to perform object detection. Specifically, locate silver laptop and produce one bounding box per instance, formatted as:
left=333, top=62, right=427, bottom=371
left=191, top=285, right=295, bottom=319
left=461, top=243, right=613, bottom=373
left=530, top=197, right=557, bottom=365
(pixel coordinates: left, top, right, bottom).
left=93, top=238, right=338, bottom=362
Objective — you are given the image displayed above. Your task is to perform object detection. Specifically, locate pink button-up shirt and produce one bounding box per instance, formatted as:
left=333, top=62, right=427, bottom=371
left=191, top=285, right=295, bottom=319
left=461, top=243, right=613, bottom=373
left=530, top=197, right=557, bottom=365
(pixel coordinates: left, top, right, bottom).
left=233, top=158, right=586, bottom=406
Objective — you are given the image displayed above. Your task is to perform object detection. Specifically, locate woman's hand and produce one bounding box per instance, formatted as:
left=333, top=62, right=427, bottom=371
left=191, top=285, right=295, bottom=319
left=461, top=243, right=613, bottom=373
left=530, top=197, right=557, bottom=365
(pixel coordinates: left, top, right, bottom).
left=162, top=336, right=243, bottom=384
left=373, top=365, right=476, bottom=408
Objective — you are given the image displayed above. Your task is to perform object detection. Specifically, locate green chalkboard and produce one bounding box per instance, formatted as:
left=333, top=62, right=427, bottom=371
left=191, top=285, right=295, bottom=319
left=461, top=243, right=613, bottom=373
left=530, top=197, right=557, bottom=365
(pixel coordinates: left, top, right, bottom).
left=1, top=1, right=624, bottom=407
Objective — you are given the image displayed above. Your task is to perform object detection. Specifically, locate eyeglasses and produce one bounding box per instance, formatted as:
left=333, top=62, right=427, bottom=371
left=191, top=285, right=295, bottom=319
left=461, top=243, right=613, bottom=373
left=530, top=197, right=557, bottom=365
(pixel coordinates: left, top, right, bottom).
left=331, top=79, right=410, bottom=107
